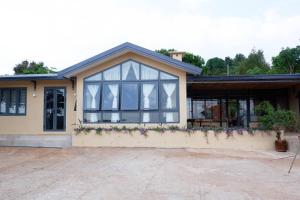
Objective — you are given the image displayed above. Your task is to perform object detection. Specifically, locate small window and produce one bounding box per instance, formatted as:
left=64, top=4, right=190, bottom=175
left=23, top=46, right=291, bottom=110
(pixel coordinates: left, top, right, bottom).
left=160, top=72, right=178, bottom=80
left=161, top=82, right=177, bottom=110
left=0, top=88, right=26, bottom=115
left=103, top=65, right=120, bottom=80
left=122, top=61, right=139, bottom=80
left=84, top=113, right=102, bottom=123
left=121, top=112, right=140, bottom=123
left=141, top=65, right=159, bottom=80
left=84, top=83, right=101, bottom=110
left=103, top=112, right=120, bottom=123
left=141, top=112, right=159, bottom=123
left=141, top=83, right=158, bottom=110
left=18, top=89, right=26, bottom=114
left=85, top=73, right=102, bottom=81
left=102, top=84, right=119, bottom=110
left=162, top=112, right=179, bottom=123
left=121, top=83, right=139, bottom=110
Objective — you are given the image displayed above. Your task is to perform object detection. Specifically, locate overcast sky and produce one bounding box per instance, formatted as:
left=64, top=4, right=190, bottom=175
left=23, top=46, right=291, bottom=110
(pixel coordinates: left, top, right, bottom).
left=0, top=0, right=299, bottom=75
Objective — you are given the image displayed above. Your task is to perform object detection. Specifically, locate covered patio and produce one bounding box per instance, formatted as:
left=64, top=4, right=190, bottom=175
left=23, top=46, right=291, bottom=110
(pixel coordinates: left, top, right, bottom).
left=186, top=74, right=300, bottom=128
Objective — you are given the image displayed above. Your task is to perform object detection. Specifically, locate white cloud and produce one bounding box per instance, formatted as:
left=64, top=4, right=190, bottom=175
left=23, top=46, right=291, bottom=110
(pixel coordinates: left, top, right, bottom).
left=0, top=0, right=299, bottom=74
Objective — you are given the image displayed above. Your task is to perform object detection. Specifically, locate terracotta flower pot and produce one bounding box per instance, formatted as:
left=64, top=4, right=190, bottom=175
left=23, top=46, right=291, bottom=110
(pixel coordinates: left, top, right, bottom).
left=275, top=139, right=288, bottom=152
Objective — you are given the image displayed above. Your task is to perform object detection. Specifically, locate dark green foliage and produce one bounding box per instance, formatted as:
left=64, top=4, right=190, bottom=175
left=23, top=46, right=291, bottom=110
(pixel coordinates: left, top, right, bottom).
left=255, top=101, right=275, bottom=130
left=255, top=101, right=297, bottom=131
left=155, top=49, right=205, bottom=68
left=272, top=46, right=300, bottom=74
left=235, top=49, right=270, bottom=75
left=204, top=57, right=226, bottom=75
left=14, top=60, right=55, bottom=74
left=155, top=49, right=174, bottom=57
left=182, top=52, right=205, bottom=68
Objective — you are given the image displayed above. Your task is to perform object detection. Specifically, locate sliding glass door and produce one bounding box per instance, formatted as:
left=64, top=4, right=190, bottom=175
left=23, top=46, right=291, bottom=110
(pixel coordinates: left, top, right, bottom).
left=44, top=87, right=66, bottom=131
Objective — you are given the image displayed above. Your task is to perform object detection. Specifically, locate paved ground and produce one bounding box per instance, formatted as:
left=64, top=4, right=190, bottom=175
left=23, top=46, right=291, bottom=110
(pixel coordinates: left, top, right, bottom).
left=0, top=147, right=300, bottom=200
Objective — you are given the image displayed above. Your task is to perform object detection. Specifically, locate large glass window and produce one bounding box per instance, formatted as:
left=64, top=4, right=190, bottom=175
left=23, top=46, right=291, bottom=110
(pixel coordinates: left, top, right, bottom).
left=191, top=99, right=221, bottom=125
left=83, top=60, right=179, bottom=123
left=102, top=83, right=119, bottom=110
left=121, top=83, right=138, bottom=110
left=0, top=88, right=26, bottom=115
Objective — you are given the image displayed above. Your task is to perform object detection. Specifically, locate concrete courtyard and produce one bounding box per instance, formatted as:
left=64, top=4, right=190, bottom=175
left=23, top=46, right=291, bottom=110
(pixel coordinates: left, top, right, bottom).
left=0, top=147, right=300, bottom=200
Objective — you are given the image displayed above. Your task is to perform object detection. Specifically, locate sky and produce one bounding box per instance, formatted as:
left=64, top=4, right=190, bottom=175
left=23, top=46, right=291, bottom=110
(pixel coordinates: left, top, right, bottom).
left=0, top=0, right=299, bottom=75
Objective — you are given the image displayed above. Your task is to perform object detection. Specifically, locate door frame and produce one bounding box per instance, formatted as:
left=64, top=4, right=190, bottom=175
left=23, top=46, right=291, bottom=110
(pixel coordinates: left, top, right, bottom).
left=43, top=87, right=67, bottom=132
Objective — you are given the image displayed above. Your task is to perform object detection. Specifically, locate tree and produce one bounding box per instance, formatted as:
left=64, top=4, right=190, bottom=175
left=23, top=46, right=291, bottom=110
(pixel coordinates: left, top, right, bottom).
left=235, top=49, right=270, bottom=75
left=155, top=49, right=174, bottom=57
left=182, top=52, right=205, bottom=68
left=272, top=46, right=300, bottom=74
left=204, top=57, right=226, bottom=75
left=155, top=49, right=205, bottom=68
left=14, top=60, right=55, bottom=74
left=232, top=53, right=246, bottom=67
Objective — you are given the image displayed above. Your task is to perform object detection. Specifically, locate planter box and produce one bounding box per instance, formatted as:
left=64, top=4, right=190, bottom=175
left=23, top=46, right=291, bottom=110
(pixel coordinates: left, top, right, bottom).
left=73, top=130, right=276, bottom=150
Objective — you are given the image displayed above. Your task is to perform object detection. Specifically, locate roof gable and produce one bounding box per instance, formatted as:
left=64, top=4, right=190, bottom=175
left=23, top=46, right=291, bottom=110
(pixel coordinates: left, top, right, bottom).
left=58, top=42, right=202, bottom=77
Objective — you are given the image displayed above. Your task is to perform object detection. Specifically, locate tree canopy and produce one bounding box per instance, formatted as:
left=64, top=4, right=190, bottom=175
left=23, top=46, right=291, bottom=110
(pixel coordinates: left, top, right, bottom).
left=234, top=49, right=270, bottom=75
left=155, top=49, right=205, bottom=68
left=156, top=44, right=300, bottom=75
left=14, top=60, right=55, bottom=74
left=272, top=46, right=300, bottom=74
left=204, top=57, right=226, bottom=75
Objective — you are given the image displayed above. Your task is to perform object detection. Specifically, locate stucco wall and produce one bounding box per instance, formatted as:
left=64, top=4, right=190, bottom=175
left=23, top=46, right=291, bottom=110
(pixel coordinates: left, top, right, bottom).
left=75, top=52, right=187, bottom=128
left=73, top=130, right=277, bottom=150
left=0, top=80, right=75, bottom=135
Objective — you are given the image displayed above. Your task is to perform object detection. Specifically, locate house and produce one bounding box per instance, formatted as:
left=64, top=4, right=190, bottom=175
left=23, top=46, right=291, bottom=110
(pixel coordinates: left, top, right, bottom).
left=0, top=42, right=299, bottom=148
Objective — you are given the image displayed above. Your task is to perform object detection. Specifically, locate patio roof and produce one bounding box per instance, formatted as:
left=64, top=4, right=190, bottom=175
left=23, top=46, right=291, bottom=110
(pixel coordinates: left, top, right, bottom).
left=187, top=74, right=300, bottom=83
left=187, top=74, right=300, bottom=90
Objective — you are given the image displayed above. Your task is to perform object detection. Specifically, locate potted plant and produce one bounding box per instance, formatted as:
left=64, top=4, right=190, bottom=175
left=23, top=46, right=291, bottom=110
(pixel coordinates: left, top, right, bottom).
left=255, top=101, right=297, bottom=152
left=272, top=110, right=297, bottom=152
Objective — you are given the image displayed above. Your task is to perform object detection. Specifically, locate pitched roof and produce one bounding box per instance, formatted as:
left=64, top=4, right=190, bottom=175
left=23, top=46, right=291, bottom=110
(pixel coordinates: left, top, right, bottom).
left=58, top=42, right=202, bottom=77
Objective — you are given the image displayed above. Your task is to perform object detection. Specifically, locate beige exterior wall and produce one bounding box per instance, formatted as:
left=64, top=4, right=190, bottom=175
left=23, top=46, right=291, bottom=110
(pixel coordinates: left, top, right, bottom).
left=75, top=52, right=187, bottom=129
left=0, top=80, right=76, bottom=135
left=73, top=130, right=277, bottom=150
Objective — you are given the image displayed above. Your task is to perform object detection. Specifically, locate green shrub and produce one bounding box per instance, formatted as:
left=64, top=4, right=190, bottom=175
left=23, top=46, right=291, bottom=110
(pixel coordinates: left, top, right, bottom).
left=255, top=101, right=297, bottom=131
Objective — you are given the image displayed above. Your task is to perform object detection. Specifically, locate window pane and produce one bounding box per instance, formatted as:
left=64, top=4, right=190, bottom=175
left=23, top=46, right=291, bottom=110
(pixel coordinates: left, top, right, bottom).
left=102, top=84, right=119, bottom=110
left=250, top=99, right=261, bottom=122
left=121, top=112, right=140, bottom=122
left=18, top=89, right=26, bottom=114
left=9, top=90, right=17, bottom=114
left=84, top=83, right=101, bottom=110
left=103, top=65, right=120, bottom=80
left=56, top=89, right=65, bottom=130
left=45, top=89, right=54, bottom=130
left=141, top=83, right=158, bottom=110
left=122, top=61, right=139, bottom=80
left=141, top=65, right=158, bottom=80
left=84, top=113, right=102, bottom=123
left=193, top=100, right=205, bottom=119
left=103, top=112, right=120, bottom=123
left=160, top=72, right=177, bottom=80
left=205, top=100, right=219, bottom=121
left=121, top=83, right=138, bottom=110
left=162, top=112, right=179, bottom=123
left=142, top=112, right=159, bottom=123
left=85, top=73, right=102, bottom=81
left=0, top=90, right=9, bottom=113
left=187, top=98, right=192, bottom=119
left=161, top=83, right=177, bottom=109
